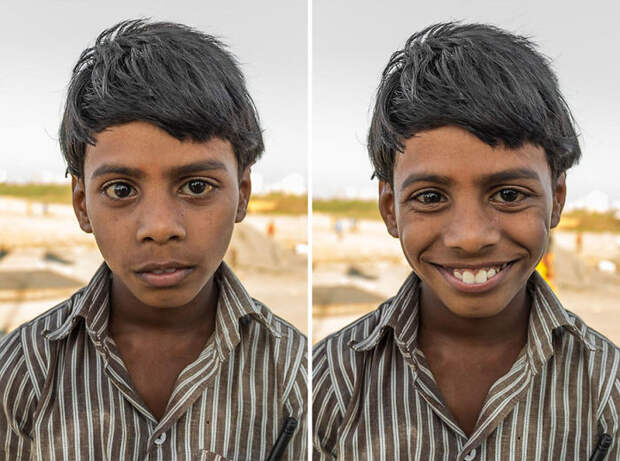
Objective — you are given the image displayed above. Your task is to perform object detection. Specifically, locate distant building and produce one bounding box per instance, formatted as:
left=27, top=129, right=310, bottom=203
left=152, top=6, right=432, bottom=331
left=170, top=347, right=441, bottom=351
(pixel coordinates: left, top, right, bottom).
left=565, top=190, right=613, bottom=213
left=264, top=173, right=306, bottom=195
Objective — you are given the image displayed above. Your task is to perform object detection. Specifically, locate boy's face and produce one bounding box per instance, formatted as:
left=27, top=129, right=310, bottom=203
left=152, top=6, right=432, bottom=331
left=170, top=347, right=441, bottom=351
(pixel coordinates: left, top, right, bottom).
left=72, top=121, right=250, bottom=309
left=379, top=126, right=565, bottom=319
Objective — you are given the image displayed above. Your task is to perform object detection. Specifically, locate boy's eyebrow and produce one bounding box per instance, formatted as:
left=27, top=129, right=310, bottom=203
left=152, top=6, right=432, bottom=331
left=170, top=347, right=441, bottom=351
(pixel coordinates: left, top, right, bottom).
left=166, top=160, right=228, bottom=178
left=90, top=160, right=228, bottom=180
left=479, top=168, right=541, bottom=185
left=399, top=168, right=542, bottom=191
left=399, top=173, right=453, bottom=191
left=91, top=165, right=146, bottom=180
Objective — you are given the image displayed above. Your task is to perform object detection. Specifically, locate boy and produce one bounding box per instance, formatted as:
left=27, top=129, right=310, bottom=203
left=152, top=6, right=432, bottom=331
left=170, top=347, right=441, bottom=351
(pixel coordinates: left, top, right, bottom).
left=0, top=20, right=307, bottom=460
left=313, top=23, right=619, bottom=460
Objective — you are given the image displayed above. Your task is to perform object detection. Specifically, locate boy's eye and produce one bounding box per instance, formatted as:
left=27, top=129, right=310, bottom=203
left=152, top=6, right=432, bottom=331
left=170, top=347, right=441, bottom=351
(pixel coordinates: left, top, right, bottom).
left=103, top=182, right=136, bottom=199
left=412, top=190, right=445, bottom=204
left=491, top=188, right=527, bottom=203
left=179, top=179, right=213, bottom=196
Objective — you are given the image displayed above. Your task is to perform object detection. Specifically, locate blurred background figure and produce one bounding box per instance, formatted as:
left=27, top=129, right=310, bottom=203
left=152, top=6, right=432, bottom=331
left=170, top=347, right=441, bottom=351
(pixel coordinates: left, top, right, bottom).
left=333, top=218, right=345, bottom=239
left=536, top=235, right=555, bottom=292
left=267, top=219, right=276, bottom=238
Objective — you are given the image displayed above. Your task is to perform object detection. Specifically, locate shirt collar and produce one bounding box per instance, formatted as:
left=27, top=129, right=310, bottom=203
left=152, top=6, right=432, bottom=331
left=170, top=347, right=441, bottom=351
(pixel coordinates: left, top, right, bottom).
left=349, top=270, right=596, bottom=370
left=525, top=270, right=596, bottom=373
left=349, top=272, right=421, bottom=358
left=43, top=261, right=280, bottom=348
left=43, top=262, right=111, bottom=341
left=211, top=262, right=281, bottom=361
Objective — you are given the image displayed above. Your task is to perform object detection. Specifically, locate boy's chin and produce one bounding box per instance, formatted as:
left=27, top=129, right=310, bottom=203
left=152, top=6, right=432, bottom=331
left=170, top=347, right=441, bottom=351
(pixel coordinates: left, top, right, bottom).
left=443, top=300, right=508, bottom=319
left=431, top=285, right=526, bottom=320
left=129, top=286, right=206, bottom=309
left=114, top=271, right=212, bottom=310
left=107, top=263, right=220, bottom=310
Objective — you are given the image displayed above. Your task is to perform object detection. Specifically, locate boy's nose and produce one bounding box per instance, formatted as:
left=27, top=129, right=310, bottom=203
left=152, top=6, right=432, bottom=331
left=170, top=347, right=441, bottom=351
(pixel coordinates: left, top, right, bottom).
left=442, top=202, right=500, bottom=254
left=135, top=196, right=186, bottom=244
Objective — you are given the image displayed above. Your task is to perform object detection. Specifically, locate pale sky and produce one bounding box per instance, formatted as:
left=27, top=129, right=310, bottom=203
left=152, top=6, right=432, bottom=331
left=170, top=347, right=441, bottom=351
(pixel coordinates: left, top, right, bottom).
left=1, top=0, right=618, bottom=204
left=313, top=0, right=620, bottom=203
left=0, top=0, right=307, bottom=187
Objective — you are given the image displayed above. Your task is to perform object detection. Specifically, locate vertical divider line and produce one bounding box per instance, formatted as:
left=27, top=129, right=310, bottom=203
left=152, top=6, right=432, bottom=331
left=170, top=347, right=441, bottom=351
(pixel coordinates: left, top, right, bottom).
left=306, top=0, right=314, bottom=458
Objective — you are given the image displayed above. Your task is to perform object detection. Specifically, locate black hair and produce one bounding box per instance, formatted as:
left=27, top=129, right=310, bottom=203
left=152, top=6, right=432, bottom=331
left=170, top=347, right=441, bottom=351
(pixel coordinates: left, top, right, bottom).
left=60, top=19, right=263, bottom=177
left=368, top=22, right=580, bottom=183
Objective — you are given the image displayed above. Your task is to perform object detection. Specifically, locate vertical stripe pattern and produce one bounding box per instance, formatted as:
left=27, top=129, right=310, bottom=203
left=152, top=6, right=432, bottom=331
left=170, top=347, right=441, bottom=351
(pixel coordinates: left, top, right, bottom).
left=0, top=262, right=308, bottom=460
left=312, top=271, right=620, bottom=460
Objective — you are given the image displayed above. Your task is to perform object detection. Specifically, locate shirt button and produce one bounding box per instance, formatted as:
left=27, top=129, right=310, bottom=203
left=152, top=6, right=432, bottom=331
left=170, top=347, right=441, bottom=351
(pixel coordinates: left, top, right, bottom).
left=464, top=449, right=477, bottom=461
left=154, top=432, right=167, bottom=445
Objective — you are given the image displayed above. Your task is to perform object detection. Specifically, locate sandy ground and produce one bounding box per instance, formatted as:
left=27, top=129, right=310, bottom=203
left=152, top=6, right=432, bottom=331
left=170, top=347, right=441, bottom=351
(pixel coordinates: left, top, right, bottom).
left=0, top=198, right=307, bottom=335
left=312, top=213, right=620, bottom=345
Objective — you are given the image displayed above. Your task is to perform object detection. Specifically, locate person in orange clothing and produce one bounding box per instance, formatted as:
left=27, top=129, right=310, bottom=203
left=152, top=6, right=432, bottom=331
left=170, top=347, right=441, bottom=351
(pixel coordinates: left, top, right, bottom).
left=536, top=234, right=555, bottom=291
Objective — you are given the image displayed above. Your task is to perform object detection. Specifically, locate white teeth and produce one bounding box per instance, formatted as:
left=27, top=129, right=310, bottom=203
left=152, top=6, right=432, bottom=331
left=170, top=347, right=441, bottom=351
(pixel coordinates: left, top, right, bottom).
left=452, top=265, right=504, bottom=284
left=462, top=271, right=475, bottom=284
left=147, top=267, right=181, bottom=275
left=475, top=270, right=488, bottom=283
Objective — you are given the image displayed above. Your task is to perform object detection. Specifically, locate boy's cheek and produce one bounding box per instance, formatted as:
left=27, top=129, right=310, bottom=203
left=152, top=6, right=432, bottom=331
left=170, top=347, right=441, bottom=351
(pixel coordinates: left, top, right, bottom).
left=505, top=211, right=550, bottom=266
left=397, top=208, right=550, bottom=270
left=398, top=222, right=435, bottom=270
left=88, top=215, right=132, bottom=269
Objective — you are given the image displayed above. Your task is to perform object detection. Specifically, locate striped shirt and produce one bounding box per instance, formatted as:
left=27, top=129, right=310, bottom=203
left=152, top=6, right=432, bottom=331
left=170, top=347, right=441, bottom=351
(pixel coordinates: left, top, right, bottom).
left=313, top=271, right=620, bottom=460
left=0, top=262, right=307, bottom=460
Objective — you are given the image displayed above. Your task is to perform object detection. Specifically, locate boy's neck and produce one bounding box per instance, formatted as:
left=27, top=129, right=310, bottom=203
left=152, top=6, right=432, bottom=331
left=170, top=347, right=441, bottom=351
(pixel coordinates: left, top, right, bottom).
left=418, top=284, right=531, bottom=348
left=108, top=275, right=219, bottom=335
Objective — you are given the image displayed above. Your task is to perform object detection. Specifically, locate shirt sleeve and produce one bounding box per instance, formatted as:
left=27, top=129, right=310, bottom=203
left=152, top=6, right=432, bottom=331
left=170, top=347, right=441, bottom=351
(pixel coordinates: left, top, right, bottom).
left=0, top=330, right=35, bottom=460
left=312, top=340, right=342, bottom=460
left=598, top=376, right=620, bottom=460
left=281, top=330, right=308, bottom=460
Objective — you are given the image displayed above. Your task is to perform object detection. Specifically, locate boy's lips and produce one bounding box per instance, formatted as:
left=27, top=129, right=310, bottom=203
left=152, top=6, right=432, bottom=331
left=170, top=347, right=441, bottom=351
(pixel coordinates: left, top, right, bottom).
left=134, top=261, right=195, bottom=288
left=431, top=259, right=518, bottom=294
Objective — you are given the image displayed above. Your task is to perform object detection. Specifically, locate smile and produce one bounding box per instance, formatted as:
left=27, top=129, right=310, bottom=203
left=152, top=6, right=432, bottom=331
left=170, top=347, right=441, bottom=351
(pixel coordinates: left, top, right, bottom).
left=452, top=263, right=509, bottom=284
left=432, top=260, right=517, bottom=293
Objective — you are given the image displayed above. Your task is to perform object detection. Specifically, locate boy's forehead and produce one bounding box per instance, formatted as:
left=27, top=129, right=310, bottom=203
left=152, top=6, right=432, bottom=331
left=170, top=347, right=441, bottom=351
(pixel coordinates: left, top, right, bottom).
left=83, top=121, right=237, bottom=178
left=393, top=126, right=552, bottom=187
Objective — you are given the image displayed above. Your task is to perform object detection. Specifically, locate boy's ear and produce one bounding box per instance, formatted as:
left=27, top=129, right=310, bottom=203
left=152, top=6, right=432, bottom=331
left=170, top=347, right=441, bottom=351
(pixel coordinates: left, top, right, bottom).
left=378, top=181, right=399, bottom=238
left=71, top=176, right=93, bottom=233
left=235, top=166, right=252, bottom=223
left=550, top=172, right=567, bottom=229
